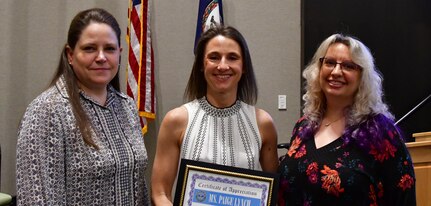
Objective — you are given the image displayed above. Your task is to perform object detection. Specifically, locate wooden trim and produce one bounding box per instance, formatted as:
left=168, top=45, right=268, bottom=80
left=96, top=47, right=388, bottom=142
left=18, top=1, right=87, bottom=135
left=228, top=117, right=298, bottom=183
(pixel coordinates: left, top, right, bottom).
left=412, top=132, right=431, bottom=142
left=406, top=132, right=431, bottom=206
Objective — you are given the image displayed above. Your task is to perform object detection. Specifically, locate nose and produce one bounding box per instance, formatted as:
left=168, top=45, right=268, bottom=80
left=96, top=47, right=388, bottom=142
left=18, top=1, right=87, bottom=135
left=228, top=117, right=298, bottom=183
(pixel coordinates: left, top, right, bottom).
left=331, top=64, right=343, bottom=75
left=96, top=50, right=107, bottom=63
left=217, top=57, right=229, bottom=70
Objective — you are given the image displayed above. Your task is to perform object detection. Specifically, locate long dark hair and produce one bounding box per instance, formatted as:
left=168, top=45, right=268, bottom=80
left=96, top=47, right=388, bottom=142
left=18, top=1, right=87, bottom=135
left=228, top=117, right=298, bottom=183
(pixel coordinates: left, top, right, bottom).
left=50, top=8, right=121, bottom=149
left=184, top=25, right=258, bottom=105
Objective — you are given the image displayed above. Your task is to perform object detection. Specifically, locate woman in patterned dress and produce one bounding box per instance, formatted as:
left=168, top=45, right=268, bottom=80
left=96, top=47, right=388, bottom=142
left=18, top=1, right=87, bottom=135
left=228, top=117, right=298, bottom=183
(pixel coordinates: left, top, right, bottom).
left=278, top=34, right=416, bottom=205
left=16, top=8, right=151, bottom=205
left=151, top=25, right=279, bottom=205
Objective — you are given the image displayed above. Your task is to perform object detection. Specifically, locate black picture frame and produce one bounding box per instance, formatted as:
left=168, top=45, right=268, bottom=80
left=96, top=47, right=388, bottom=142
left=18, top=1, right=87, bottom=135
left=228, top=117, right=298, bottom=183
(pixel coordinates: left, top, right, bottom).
left=173, top=159, right=279, bottom=206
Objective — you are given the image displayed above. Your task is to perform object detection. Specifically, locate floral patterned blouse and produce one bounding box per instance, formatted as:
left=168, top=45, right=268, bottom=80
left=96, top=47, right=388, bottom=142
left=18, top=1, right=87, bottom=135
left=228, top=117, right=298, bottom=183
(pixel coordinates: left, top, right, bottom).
left=278, top=114, right=416, bottom=205
left=16, top=77, right=151, bottom=205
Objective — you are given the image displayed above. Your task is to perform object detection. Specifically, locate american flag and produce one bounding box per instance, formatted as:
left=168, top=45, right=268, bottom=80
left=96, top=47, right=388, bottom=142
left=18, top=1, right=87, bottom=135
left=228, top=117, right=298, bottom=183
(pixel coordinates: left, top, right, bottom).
left=127, top=0, right=155, bottom=134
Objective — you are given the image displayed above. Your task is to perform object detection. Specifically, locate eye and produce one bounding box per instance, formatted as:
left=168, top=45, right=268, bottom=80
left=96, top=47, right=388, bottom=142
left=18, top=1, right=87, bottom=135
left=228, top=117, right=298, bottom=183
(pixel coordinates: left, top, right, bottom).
left=207, top=53, right=220, bottom=61
left=105, top=46, right=117, bottom=52
left=324, top=58, right=337, bottom=67
left=227, top=54, right=241, bottom=61
left=82, top=46, right=96, bottom=52
left=342, top=62, right=358, bottom=71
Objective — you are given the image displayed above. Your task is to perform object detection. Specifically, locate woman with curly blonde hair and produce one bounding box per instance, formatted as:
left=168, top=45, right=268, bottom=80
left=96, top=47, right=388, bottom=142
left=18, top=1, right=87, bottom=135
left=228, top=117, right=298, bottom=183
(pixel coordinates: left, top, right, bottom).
left=278, top=34, right=416, bottom=205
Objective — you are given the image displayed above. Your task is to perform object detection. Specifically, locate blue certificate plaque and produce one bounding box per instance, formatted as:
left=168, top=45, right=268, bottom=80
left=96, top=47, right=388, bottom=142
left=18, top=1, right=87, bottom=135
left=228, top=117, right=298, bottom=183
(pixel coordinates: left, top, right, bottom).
left=174, top=159, right=279, bottom=206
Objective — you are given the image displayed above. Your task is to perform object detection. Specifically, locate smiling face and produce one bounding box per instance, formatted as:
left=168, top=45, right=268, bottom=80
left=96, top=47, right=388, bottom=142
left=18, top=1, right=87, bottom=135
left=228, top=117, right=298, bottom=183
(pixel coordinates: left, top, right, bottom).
left=203, top=35, right=243, bottom=97
left=67, top=22, right=122, bottom=93
left=319, top=43, right=361, bottom=104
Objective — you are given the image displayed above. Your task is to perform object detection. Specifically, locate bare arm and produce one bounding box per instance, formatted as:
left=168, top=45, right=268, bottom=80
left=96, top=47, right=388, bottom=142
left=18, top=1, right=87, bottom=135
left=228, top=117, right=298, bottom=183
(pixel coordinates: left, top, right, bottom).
left=256, top=108, right=279, bottom=173
left=151, top=106, right=188, bottom=205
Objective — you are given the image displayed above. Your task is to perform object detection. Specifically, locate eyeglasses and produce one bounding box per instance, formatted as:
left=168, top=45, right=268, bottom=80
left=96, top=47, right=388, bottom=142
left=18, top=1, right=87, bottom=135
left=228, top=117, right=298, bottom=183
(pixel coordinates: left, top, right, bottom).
left=319, top=57, right=361, bottom=72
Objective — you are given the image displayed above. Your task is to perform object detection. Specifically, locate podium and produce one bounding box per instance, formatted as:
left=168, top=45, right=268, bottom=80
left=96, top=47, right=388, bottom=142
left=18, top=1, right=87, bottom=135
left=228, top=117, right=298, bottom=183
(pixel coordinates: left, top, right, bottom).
left=406, top=131, right=431, bottom=206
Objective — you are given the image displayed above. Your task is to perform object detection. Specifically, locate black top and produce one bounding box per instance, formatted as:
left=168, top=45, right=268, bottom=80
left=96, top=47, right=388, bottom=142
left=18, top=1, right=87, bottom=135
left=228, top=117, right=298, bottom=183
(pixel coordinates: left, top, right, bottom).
left=278, top=115, right=416, bottom=205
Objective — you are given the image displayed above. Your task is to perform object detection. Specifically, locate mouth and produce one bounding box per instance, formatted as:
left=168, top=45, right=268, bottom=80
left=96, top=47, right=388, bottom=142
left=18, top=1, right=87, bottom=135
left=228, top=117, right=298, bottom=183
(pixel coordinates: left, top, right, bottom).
left=214, top=74, right=232, bottom=80
left=91, top=68, right=110, bottom=71
left=327, top=80, right=346, bottom=87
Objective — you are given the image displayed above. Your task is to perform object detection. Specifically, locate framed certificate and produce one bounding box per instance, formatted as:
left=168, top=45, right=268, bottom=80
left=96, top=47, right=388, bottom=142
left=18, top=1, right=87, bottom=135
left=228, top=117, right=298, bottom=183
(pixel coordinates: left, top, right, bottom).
left=174, top=159, right=279, bottom=206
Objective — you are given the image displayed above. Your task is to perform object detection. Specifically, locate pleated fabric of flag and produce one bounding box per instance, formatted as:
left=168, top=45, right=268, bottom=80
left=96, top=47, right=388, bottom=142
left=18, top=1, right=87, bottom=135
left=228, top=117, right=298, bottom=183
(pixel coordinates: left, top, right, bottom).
left=127, top=0, right=156, bottom=134
left=194, top=0, right=224, bottom=52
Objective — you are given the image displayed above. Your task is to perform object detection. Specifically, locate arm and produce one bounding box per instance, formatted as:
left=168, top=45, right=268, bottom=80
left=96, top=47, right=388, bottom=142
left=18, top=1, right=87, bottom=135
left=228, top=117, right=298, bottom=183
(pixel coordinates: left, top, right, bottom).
left=16, top=100, right=66, bottom=205
left=375, top=126, right=416, bottom=205
left=151, top=106, right=188, bottom=206
left=255, top=108, right=279, bottom=173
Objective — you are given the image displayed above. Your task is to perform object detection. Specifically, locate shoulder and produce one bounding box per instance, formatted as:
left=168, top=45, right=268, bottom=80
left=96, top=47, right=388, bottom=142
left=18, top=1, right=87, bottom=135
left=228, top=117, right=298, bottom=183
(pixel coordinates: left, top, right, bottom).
left=254, top=108, right=277, bottom=140
left=162, top=105, right=188, bottom=127
left=292, top=115, right=315, bottom=140
left=295, top=115, right=309, bottom=127
left=370, top=113, right=404, bottom=141
left=255, top=108, right=274, bottom=126
left=351, top=113, right=396, bottom=133
left=19, top=87, right=72, bottom=136
left=161, top=100, right=201, bottom=131
left=109, top=88, right=140, bottom=113
left=110, top=87, right=134, bottom=103
left=158, top=105, right=189, bottom=145
left=362, top=113, right=400, bottom=137
left=347, top=113, right=404, bottom=151
left=26, top=86, right=69, bottom=114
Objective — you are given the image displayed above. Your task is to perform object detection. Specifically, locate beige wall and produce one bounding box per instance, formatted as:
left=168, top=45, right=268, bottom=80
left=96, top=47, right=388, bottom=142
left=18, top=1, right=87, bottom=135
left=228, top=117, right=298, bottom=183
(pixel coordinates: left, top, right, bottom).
left=0, top=0, right=301, bottom=195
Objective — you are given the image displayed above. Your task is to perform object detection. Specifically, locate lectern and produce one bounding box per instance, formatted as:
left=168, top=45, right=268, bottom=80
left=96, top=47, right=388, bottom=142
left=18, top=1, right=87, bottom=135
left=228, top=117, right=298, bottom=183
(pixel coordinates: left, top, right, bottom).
left=406, top=131, right=431, bottom=206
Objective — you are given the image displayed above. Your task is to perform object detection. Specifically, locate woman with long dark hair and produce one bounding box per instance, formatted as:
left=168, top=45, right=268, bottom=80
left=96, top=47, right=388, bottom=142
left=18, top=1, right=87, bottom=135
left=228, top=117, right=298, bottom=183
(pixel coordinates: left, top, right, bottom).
left=17, top=8, right=151, bottom=205
left=151, top=25, right=279, bottom=205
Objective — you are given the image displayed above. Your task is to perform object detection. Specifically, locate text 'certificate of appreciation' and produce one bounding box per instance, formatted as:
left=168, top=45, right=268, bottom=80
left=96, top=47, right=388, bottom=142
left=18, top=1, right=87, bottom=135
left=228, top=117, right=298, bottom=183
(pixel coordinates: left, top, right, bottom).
left=174, top=159, right=279, bottom=206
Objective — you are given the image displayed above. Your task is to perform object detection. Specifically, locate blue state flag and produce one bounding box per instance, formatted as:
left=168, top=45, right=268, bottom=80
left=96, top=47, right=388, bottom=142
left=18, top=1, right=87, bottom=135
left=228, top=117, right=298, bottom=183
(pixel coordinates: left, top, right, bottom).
left=194, top=0, right=224, bottom=53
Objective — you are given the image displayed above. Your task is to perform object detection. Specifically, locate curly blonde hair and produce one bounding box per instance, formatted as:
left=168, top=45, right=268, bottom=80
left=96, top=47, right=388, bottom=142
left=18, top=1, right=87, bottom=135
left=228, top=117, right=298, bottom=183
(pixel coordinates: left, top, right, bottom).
left=302, top=34, right=393, bottom=126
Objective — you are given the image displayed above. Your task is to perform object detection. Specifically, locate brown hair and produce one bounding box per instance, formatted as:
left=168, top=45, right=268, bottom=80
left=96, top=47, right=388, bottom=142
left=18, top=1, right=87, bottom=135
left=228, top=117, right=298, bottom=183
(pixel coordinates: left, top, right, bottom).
left=184, top=25, right=258, bottom=105
left=50, top=8, right=121, bottom=149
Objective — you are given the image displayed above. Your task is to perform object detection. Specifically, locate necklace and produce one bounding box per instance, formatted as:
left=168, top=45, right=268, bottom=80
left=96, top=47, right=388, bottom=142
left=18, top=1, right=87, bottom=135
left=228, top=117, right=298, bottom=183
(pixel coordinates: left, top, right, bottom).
left=323, top=116, right=344, bottom=127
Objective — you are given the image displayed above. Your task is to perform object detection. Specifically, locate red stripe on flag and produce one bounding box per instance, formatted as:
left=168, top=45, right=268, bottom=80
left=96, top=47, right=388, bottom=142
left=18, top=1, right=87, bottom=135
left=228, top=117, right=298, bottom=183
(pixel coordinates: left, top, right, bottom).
left=128, top=43, right=139, bottom=79
left=127, top=0, right=156, bottom=134
left=130, top=8, right=141, bottom=43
